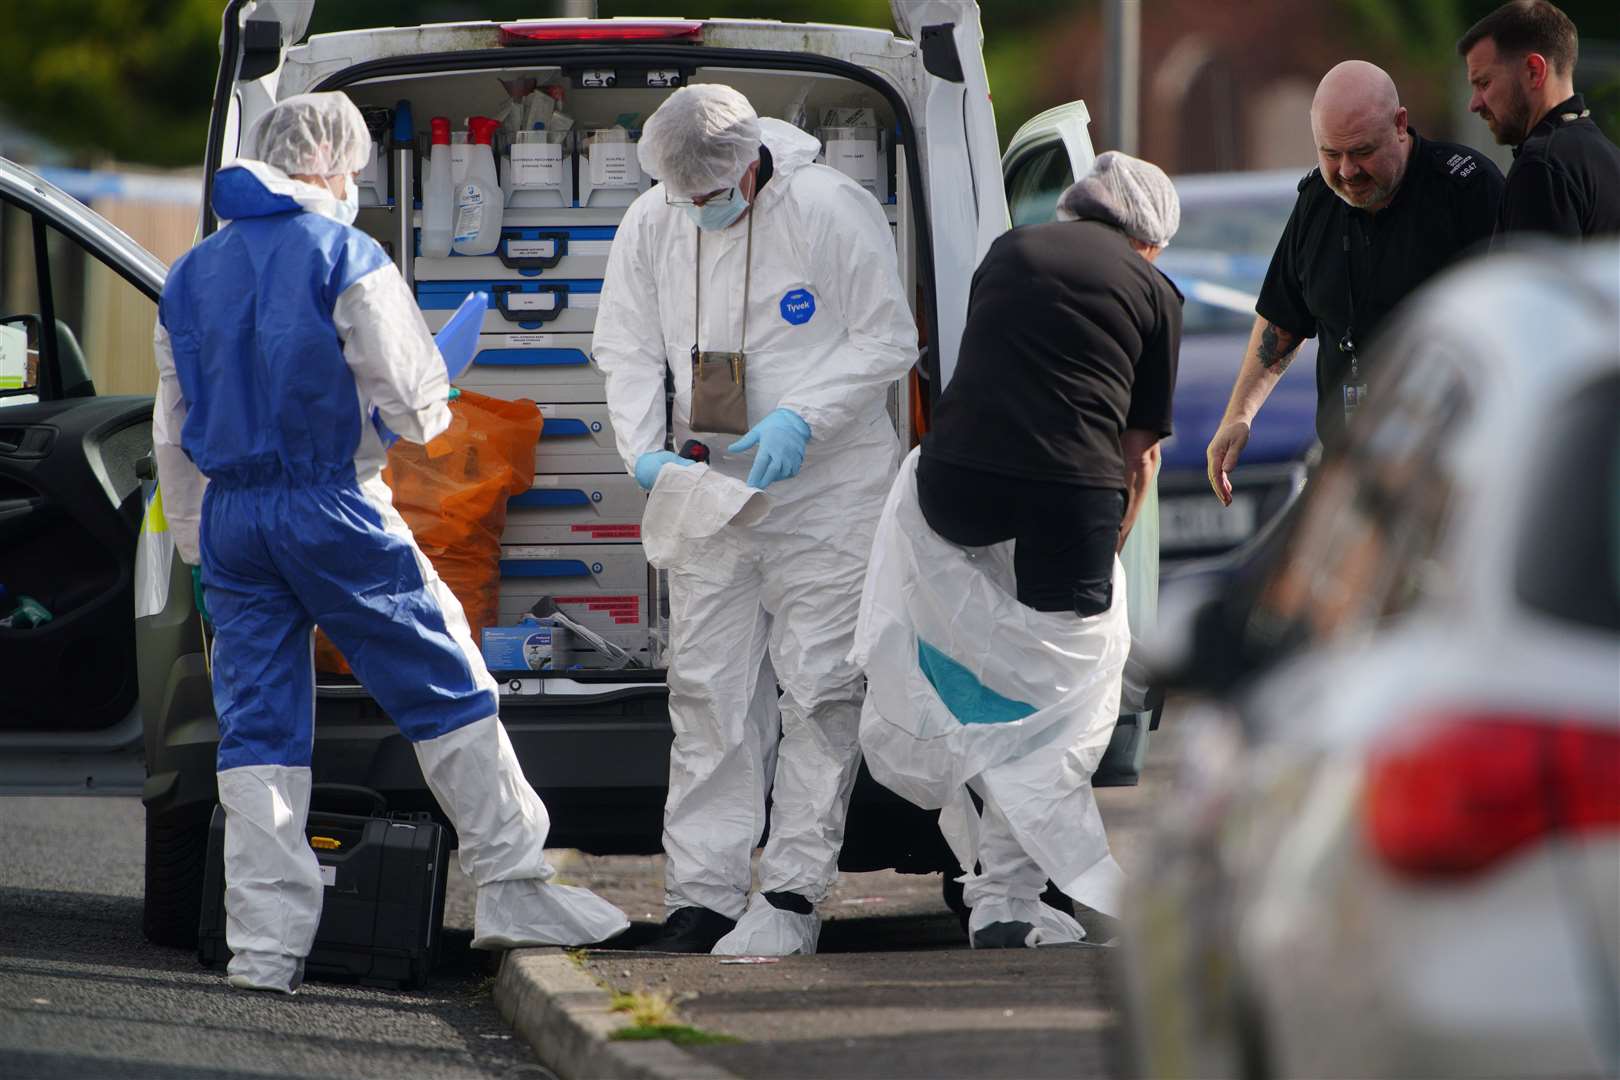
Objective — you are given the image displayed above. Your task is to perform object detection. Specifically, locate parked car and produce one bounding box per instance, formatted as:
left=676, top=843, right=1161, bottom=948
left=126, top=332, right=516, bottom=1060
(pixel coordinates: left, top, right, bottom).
left=0, top=0, right=1162, bottom=947
left=1155, top=170, right=1317, bottom=568
left=1123, top=241, right=1620, bottom=1079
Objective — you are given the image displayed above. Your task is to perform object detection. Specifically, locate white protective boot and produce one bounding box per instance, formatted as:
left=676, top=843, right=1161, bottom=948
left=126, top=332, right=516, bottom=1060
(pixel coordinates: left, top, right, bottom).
left=414, top=715, right=629, bottom=948
left=962, top=790, right=1087, bottom=949
left=711, top=892, right=821, bottom=956
left=216, top=765, right=325, bottom=993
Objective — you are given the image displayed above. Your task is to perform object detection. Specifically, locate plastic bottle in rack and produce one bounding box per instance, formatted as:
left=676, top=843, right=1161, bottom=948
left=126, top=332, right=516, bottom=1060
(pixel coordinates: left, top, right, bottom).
left=421, top=116, right=454, bottom=258
left=452, top=116, right=504, bottom=256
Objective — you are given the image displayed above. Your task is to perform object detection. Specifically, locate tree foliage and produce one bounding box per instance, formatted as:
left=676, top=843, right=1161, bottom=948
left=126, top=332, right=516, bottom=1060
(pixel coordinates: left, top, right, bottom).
left=0, top=0, right=1613, bottom=167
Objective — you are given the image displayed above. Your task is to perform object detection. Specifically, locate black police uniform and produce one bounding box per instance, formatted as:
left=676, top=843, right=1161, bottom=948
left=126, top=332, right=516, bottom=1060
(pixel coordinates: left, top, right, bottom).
left=1496, top=94, right=1620, bottom=243
left=1256, top=128, right=1503, bottom=444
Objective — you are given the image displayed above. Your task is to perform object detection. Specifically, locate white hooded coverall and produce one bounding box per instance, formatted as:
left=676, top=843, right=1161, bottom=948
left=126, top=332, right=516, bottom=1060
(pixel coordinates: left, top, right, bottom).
left=593, top=119, right=918, bottom=921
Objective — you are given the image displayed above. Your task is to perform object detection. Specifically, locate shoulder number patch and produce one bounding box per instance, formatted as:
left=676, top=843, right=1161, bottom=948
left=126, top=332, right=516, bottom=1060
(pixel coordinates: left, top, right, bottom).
left=780, top=288, right=815, bottom=325
left=1445, top=152, right=1479, bottom=180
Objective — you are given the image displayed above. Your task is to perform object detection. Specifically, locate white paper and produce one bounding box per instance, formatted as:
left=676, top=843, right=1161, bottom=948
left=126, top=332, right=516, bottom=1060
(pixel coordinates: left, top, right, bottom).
left=319, top=865, right=337, bottom=888
left=510, top=143, right=563, bottom=189
left=505, top=238, right=558, bottom=260
left=825, top=139, right=878, bottom=183
left=590, top=142, right=637, bottom=187
left=505, top=291, right=558, bottom=312
left=504, top=545, right=565, bottom=558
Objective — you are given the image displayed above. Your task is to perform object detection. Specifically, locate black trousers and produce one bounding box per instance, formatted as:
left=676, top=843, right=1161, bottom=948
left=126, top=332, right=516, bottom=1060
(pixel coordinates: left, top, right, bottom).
left=916, top=452, right=1124, bottom=616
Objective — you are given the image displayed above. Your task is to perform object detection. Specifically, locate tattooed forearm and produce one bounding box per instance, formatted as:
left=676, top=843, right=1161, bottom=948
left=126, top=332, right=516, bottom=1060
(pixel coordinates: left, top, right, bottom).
left=1256, top=321, right=1300, bottom=371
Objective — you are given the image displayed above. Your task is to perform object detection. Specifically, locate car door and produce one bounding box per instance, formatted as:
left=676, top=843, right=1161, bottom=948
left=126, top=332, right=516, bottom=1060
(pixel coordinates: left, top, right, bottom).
left=0, top=160, right=167, bottom=795
left=1001, top=105, right=1162, bottom=780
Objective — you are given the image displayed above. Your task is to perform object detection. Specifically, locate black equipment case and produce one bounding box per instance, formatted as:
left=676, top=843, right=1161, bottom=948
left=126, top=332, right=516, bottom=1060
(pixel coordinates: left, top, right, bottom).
left=197, top=790, right=450, bottom=989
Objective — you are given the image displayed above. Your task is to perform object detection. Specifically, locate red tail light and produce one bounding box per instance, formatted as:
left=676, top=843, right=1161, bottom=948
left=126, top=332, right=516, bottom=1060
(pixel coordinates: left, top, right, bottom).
left=1366, top=715, right=1620, bottom=879
left=499, top=21, right=703, bottom=45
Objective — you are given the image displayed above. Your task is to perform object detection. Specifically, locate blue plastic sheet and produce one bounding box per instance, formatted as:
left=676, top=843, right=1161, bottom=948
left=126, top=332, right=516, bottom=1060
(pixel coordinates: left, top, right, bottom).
left=434, top=290, right=489, bottom=381
left=916, top=639, right=1037, bottom=726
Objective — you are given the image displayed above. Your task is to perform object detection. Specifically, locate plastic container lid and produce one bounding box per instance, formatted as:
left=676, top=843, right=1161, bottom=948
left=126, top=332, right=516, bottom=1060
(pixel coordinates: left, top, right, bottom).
left=468, top=116, right=500, bottom=145
left=431, top=117, right=450, bottom=144
left=393, top=100, right=415, bottom=145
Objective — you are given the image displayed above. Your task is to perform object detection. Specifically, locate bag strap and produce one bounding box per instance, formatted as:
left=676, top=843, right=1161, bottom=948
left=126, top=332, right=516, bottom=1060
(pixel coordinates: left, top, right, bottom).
left=692, top=207, right=754, bottom=357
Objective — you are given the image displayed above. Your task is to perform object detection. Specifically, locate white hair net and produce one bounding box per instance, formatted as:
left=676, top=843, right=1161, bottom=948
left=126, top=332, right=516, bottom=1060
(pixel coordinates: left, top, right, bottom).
left=1056, top=151, right=1181, bottom=247
left=251, top=93, right=372, bottom=178
left=637, top=84, right=762, bottom=196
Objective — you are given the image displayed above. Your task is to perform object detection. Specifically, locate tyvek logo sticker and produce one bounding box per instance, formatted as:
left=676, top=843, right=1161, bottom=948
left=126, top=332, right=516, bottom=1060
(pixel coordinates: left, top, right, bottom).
left=780, top=288, right=815, bottom=325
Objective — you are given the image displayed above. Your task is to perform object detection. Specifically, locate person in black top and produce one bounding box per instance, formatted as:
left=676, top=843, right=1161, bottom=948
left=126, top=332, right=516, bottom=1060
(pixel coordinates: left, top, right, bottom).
left=920, top=151, right=1182, bottom=617
left=1458, top=1, right=1620, bottom=242
left=1206, top=61, right=1503, bottom=504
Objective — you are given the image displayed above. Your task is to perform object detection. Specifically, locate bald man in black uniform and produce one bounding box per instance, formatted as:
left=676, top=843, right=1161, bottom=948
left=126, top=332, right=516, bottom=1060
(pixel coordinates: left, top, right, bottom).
left=1206, top=61, right=1503, bottom=505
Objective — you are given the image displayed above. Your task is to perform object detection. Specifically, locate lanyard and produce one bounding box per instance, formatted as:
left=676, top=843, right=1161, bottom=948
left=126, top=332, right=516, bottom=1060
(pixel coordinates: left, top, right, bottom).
left=692, top=209, right=754, bottom=358
left=1340, top=215, right=1368, bottom=380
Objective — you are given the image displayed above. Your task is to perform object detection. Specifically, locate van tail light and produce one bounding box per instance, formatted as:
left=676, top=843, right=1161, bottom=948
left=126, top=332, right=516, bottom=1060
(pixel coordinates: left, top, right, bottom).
left=1366, top=715, right=1620, bottom=879
left=499, top=21, right=703, bottom=45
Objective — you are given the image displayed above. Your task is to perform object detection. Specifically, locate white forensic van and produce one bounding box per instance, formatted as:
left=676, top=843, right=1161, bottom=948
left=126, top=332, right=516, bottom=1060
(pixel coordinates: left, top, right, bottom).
left=0, top=1, right=1158, bottom=946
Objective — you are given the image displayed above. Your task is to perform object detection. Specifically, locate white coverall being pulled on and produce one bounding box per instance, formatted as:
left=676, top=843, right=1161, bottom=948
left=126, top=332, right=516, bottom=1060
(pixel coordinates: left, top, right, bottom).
left=153, top=93, right=627, bottom=993
left=593, top=85, right=918, bottom=955
left=855, top=450, right=1133, bottom=947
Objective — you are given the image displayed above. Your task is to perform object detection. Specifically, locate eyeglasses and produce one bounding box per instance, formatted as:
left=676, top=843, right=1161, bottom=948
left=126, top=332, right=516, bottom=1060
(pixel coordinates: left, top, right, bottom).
left=665, top=186, right=734, bottom=209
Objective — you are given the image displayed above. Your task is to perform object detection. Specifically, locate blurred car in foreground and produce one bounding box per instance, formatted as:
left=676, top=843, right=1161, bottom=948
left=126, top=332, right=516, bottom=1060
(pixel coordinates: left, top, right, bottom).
left=1157, top=171, right=1318, bottom=568
left=1124, top=242, right=1620, bottom=1079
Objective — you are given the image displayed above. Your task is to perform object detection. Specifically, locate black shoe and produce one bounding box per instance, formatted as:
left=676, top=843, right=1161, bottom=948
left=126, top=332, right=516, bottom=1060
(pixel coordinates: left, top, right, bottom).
left=637, top=906, right=737, bottom=953
left=971, top=920, right=1039, bottom=949
left=763, top=890, right=814, bottom=915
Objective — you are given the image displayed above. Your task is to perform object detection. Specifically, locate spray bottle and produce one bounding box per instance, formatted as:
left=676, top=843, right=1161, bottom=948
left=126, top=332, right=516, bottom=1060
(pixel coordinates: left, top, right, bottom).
left=421, top=116, right=454, bottom=258
left=453, top=116, right=503, bottom=256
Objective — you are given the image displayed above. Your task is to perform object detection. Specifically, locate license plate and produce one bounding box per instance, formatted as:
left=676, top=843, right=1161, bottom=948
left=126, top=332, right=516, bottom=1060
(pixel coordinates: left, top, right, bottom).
left=1160, top=492, right=1257, bottom=551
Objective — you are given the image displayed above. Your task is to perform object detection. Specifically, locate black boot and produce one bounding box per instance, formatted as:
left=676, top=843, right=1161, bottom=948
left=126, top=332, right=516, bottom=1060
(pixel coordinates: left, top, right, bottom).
left=638, top=906, right=737, bottom=953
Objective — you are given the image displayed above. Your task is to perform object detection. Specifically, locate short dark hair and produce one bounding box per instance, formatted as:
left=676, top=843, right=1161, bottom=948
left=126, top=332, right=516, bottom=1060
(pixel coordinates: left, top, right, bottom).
left=1458, top=1, right=1579, bottom=75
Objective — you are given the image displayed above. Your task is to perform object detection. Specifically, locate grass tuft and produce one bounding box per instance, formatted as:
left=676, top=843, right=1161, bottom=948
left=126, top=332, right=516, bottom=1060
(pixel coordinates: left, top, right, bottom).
left=610, top=1024, right=741, bottom=1046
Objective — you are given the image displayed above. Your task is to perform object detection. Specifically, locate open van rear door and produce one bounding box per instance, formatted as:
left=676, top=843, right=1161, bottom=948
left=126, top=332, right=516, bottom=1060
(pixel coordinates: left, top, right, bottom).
left=890, top=1, right=1007, bottom=390
left=1003, top=102, right=1098, bottom=226
left=200, top=0, right=316, bottom=235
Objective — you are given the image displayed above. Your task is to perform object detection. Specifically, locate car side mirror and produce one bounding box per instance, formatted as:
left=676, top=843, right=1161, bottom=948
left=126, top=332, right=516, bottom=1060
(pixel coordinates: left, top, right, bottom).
left=0, top=313, right=94, bottom=401
left=0, top=314, right=43, bottom=398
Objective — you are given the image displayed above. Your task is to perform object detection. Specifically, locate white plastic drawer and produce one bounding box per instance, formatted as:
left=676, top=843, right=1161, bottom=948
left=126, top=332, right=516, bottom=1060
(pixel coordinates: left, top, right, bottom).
left=497, top=544, right=649, bottom=635
left=455, top=333, right=606, bottom=403
left=413, top=225, right=614, bottom=282
left=503, top=472, right=645, bottom=544
left=419, top=280, right=600, bottom=335
left=537, top=403, right=623, bottom=473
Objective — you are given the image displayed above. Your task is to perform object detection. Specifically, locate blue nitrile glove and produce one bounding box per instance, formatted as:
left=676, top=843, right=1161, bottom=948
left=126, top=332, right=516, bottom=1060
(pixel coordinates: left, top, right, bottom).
left=190, top=566, right=211, bottom=625
left=447, top=386, right=461, bottom=401
left=728, top=408, right=811, bottom=490
left=633, top=450, right=695, bottom=491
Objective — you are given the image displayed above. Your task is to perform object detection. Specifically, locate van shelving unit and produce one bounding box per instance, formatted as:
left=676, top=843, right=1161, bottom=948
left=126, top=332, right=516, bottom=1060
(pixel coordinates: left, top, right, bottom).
left=340, top=57, right=909, bottom=695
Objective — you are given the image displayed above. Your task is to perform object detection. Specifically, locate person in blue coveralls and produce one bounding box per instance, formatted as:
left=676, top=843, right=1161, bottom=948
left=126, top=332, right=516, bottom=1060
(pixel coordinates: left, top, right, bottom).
left=151, top=92, right=628, bottom=994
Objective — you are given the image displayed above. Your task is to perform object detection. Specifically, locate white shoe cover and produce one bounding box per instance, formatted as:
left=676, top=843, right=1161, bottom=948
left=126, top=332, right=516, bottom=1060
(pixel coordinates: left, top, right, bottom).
left=470, top=879, right=630, bottom=950
left=968, top=898, right=1087, bottom=948
left=226, top=953, right=305, bottom=994
left=711, top=893, right=821, bottom=956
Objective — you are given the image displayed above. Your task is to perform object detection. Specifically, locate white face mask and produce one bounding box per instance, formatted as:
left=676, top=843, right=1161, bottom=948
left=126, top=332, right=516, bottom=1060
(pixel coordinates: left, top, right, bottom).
left=684, top=188, right=749, bottom=231
left=331, top=178, right=359, bottom=226
left=308, top=175, right=358, bottom=225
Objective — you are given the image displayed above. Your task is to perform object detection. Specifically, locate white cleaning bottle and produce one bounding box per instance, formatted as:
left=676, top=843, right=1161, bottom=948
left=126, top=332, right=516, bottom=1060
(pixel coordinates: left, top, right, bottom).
left=453, top=115, right=503, bottom=256
left=421, top=116, right=453, bottom=258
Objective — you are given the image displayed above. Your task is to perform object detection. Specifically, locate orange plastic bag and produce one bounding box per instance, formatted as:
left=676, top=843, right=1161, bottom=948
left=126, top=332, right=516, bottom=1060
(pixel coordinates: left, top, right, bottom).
left=316, top=390, right=542, bottom=674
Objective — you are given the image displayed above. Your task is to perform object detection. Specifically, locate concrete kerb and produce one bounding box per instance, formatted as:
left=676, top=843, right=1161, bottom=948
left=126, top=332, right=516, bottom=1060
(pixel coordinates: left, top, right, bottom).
left=494, top=948, right=740, bottom=1080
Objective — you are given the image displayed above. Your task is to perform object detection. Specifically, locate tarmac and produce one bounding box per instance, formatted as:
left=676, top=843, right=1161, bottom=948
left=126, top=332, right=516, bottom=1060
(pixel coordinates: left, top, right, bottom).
left=492, top=780, right=1154, bottom=1080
